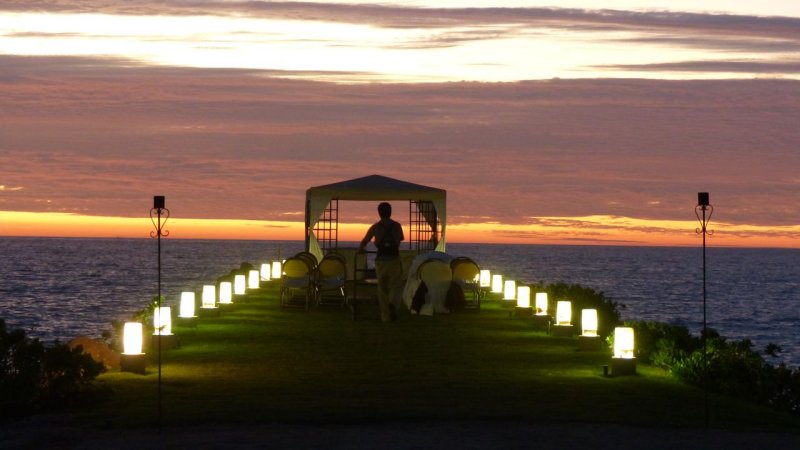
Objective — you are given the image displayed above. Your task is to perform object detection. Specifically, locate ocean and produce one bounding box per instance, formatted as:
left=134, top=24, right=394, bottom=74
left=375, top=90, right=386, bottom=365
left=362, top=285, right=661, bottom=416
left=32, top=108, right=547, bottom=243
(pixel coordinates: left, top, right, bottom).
left=0, top=237, right=798, bottom=367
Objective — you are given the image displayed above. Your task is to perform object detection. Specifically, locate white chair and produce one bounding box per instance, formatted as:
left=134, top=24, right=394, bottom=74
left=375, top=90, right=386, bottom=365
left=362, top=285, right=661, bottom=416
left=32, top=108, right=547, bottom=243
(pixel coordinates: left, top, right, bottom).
left=417, top=259, right=453, bottom=316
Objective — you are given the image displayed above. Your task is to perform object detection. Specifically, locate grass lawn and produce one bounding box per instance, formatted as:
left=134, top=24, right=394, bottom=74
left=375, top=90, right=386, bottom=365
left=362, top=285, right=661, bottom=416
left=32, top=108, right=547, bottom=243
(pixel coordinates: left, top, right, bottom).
left=78, top=282, right=800, bottom=433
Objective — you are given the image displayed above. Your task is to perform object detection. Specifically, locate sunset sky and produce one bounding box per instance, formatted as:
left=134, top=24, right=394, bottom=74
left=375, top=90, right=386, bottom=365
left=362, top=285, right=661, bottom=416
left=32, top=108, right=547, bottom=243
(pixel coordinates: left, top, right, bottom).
left=1, top=1, right=799, bottom=247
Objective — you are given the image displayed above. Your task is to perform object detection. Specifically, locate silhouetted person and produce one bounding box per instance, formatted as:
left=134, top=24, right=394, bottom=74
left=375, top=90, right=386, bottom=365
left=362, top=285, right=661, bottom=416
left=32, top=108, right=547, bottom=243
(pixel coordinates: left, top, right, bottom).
left=359, top=202, right=405, bottom=322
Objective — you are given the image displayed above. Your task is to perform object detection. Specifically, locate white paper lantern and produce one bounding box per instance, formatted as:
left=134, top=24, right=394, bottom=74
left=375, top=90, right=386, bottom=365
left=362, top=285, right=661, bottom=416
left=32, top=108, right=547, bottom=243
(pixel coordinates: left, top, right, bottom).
left=556, top=301, right=572, bottom=326
left=503, top=280, right=516, bottom=301
left=179, top=291, right=196, bottom=318
left=535, top=292, right=548, bottom=315
left=234, top=274, right=246, bottom=295
left=260, top=263, right=271, bottom=281
left=122, top=322, right=144, bottom=355
left=491, top=274, right=503, bottom=293
left=479, top=270, right=491, bottom=288
left=201, top=285, right=216, bottom=309
left=614, top=327, right=635, bottom=359
left=271, top=261, right=282, bottom=279
left=219, top=281, right=233, bottom=304
left=248, top=270, right=260, bottom=289
left=581, top=309, right=598, bottom=336
left=153, top=306, right=172, bottom=336
left=516, top=286, right=531, bottom=308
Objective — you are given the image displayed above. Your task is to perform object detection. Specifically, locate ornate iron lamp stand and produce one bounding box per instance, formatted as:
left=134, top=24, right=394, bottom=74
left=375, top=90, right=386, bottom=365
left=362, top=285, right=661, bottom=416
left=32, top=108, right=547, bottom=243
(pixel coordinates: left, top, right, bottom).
left=150, top=195, right=169, bottom=432
left=695, top=192, right=713, bottom=428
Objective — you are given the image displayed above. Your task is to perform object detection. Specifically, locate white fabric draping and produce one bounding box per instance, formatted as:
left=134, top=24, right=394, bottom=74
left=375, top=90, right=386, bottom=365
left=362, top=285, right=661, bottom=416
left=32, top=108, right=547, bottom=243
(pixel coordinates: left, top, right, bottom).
left=402, top=251, right=453, bottom=315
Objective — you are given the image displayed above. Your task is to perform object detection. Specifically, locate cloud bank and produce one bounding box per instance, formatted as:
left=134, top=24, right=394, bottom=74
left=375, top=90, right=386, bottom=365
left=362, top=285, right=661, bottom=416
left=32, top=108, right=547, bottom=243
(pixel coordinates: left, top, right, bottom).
left=1, top=55, right=798, bottom=238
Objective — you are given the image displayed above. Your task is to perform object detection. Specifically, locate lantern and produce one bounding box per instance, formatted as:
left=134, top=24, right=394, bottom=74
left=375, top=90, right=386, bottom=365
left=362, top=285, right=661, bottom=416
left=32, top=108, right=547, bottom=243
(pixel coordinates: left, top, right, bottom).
left=120, top=322, right=146, bottom=373
left=503, top=280, right=516, bottom=301
left=614, top=327, right=635, bottom=359
left=516, top=286, right=531, bottom=308
left=179, top=292, right=196, bottom=318
left=271, top=260, right=282, bottom=279
left=219, top=281, right=233, bottom=304
left=491, top=274, right=503, bottom=293
left=248, top=270, right=260, bottom=289
left=199, top=284, right=220, bottom=318
left=581, top=309, right=598, bottom=337
left=550, top=300, right=575, bottom=337
left=577, top=308, right=602, bottom=350
left=153, top=306, right=172, bottom=336
left=611, top=326, right=637, bottom=375
left=123, top=322, right=144, bottom=355
left=556, top=301, right=572, bottom=326
left=234, top=274, right=246, bottom=295
left=479, top=269, right=491, bottom=288
left=535, top=292, right=548, bottom=315
left=260, top=263, right=271, bottom=281
left=201, top=285, right=216, bottom=309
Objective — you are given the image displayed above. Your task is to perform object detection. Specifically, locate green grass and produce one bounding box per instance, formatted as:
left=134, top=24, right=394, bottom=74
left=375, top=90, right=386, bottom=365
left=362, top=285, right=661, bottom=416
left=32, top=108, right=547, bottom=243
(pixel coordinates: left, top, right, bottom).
left=76, top=284, right=800, bottom=432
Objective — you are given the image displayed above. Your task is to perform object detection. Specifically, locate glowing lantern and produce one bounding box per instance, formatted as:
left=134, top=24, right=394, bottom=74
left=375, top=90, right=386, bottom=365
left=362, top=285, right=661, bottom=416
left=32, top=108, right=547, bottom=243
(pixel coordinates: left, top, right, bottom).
left=491, top=274, right=503, bottom=293
left=234, top=274, right=246, bottom=295
left=271, top=261, right=282, bottom=279
left=219, top=281, right=233, bottom=304
left=260, top=263, right=271, bottom=281
left=614, top=327, right=635, bottom=359
left=248, top=270, right=260, bottom=289
left=581, top=309, right=598, bottom=336
left=120, top=321, right=146, bottom=373
left=123, top=322, right=144, bottom=355
left=503, top=280, right=516, bottom=301
left=153, top=306, right=172, bottom=336
left=179, top=292, right=196, bottom=318
left=201, top=285, right=216, bottom=309
left=556, top=301, right=572, bottom=326
left=516, top=286, right=531, bottom=308
left=479, top=270, right=491, bottom=288
left=535, top=292, right=548, bottom=315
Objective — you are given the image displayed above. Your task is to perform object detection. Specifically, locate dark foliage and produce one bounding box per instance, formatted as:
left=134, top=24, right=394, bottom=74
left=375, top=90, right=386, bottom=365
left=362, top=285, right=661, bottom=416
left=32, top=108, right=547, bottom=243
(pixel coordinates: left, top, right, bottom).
left=628, top=319, right=800, bottom=415
left=534, top=282, right=621, bottom=337
left=626, top=320, right=702, bottom=367
left=0, top=319, right=104, bottom=420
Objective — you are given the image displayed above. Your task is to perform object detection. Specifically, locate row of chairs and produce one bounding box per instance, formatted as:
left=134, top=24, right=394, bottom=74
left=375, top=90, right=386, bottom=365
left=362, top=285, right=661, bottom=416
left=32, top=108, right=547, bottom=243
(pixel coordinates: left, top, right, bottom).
left=279, top=251, right=347, bottom=311
left=281, top=251, right=481, bottom=313
left=416, top=256, right=482, bottom=311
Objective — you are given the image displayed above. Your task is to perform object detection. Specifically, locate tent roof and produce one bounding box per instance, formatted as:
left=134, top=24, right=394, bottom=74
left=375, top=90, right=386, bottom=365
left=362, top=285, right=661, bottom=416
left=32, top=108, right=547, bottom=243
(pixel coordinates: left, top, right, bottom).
left=306, top=174, right=445, bottom=201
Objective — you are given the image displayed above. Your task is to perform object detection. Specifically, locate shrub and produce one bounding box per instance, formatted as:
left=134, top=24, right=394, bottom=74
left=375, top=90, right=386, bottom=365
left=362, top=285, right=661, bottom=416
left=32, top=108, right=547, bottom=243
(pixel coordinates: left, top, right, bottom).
left=767, top=363, right=800, bottom=413
left=0, top=319, right=104, bottom=419
left=626, top=320, right=701, bottom=366
left=537, top=282, right=621, bottom=337
left=669, top=333, right=800, bottom=414
left=621, top=319, right=800, bottom=414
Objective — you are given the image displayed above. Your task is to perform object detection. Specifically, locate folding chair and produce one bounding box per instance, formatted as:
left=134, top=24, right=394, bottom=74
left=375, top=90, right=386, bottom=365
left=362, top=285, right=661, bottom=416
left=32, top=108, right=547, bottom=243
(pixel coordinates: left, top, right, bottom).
left=279, top=256, right=314, bottom=311
left=315, top=253, right=347, bottom=307
left=451, top=257, right=481, bottom=310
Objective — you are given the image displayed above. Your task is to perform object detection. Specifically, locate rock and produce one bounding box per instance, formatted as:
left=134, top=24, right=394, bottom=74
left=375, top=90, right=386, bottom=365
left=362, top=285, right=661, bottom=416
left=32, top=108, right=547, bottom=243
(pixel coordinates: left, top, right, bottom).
left=68, top=336, right=121, bottom=370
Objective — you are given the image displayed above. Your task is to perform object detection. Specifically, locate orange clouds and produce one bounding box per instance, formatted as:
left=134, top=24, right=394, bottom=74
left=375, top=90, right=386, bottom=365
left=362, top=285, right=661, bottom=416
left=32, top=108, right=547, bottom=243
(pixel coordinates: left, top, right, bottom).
left=0, top=211, right=300, bottom=241
left=3, top=211, right=798, bottom=248
left=2, top=56, right=800, bottom=248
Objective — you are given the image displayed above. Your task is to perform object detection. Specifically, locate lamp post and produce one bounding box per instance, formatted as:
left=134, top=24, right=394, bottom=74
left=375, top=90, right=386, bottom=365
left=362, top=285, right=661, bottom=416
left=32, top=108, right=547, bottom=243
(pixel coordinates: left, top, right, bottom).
left=150, top=195, right=169, bottom=432
left=695, top=192, right=713, bottom=428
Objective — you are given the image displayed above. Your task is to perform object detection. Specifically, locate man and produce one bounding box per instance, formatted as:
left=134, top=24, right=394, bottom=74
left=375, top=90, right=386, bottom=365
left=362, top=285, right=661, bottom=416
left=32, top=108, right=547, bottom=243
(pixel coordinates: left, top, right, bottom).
left=359, top=202, right=405, bottom=322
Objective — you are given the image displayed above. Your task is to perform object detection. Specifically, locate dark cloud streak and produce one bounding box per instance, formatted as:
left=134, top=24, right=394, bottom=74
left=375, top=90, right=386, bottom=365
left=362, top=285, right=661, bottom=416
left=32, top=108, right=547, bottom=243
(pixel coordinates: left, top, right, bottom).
left=596, top=59, right=800, bottom=74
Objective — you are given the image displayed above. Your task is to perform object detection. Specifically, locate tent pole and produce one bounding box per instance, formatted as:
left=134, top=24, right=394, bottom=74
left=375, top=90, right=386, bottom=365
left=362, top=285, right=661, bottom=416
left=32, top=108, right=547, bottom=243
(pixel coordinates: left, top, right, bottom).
left=304, top=198, right=310, bottom=251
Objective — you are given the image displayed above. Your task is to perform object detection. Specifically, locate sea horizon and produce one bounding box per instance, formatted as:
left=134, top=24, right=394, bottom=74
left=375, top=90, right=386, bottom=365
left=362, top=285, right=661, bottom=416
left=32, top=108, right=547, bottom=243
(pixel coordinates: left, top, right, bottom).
left=2, top=233, right=797, bottom=251
left=1, top=237, right=797, bottom=367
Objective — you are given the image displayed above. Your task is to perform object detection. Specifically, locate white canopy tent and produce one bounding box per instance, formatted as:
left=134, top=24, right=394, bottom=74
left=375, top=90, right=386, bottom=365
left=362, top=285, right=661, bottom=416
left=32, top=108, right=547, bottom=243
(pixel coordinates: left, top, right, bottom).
left=305, top=174, right=447, bottom=262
